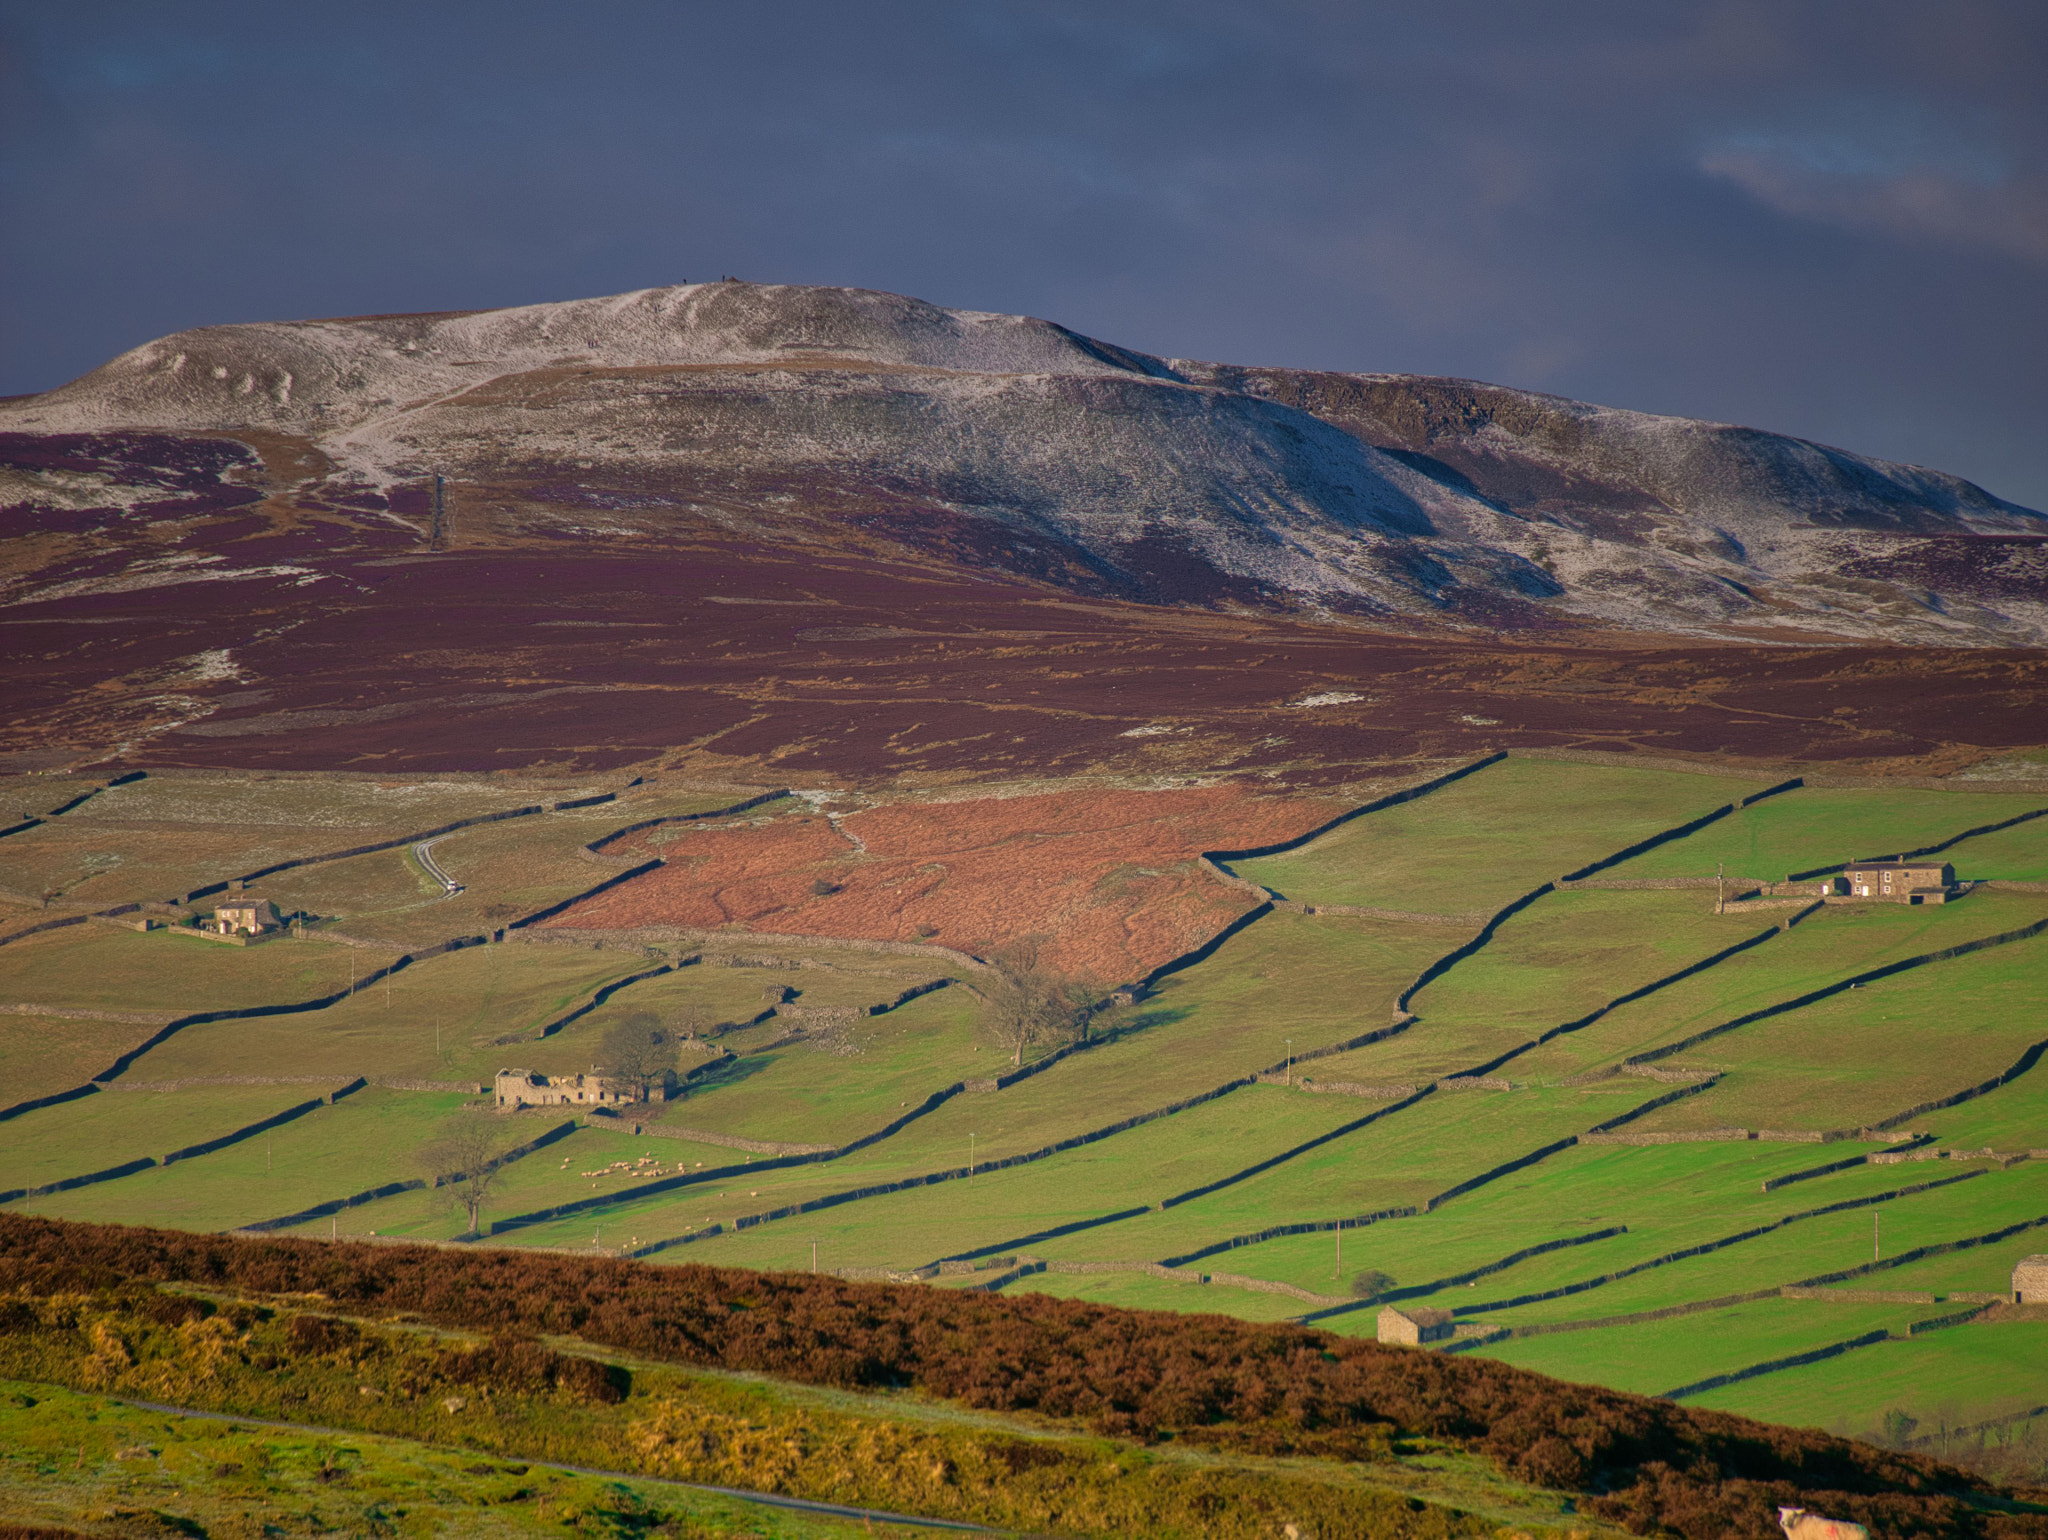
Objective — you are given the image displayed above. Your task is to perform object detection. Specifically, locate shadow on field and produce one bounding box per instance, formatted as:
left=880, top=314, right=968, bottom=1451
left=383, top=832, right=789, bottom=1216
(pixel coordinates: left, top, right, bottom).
left=668, top=1054, right=777, bottom=1103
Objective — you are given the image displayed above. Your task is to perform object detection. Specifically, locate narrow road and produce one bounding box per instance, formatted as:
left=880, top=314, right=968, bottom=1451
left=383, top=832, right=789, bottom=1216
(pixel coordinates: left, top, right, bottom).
left=412, top=837, right=462, bottom=895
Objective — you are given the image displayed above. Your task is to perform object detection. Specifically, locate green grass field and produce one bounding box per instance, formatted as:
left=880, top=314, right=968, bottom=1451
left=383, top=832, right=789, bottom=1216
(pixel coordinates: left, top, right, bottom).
left=1606, top=785, right=2048, bottom=883
left=1231, top=758, right=1773, bottom=911
left=7, top=753, right=2047, bottom=1441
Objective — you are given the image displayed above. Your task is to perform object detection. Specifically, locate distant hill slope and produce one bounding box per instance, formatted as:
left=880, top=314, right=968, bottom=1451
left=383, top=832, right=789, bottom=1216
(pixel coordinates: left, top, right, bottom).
left=5, top=281, right=2042, bottom=645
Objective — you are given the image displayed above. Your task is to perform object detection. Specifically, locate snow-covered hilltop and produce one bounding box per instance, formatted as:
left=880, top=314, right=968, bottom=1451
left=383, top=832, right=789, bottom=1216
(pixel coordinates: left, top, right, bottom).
left=5, top=281, right=2043, bottom=644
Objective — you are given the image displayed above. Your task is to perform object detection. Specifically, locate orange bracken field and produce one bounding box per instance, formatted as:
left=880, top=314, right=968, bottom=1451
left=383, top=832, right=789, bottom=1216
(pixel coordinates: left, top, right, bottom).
left=542, top=784, right=1336, bottom=980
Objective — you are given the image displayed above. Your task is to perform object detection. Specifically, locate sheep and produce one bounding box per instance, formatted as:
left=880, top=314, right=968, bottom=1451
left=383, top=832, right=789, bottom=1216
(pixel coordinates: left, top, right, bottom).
left=1779, top=1507, right=1869, bottom=1540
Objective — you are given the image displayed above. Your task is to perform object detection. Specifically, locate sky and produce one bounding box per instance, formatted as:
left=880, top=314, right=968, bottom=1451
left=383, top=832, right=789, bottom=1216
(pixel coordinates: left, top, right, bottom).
left=4, top=0, right=2045, bottom=508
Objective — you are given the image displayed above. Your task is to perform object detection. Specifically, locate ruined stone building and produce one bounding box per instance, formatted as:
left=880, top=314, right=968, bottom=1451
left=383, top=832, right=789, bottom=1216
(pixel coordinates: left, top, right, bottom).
left=1376, top=1305, right=1455, bottom=1345
left=494, top=1067, right=673, bottom=1111
left=1829, top=861, right=1956, bottom=904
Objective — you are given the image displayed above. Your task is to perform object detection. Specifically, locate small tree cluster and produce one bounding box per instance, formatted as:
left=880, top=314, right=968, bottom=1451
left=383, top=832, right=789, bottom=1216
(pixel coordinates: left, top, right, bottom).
left=978, top=945, right=1093, bottom=1069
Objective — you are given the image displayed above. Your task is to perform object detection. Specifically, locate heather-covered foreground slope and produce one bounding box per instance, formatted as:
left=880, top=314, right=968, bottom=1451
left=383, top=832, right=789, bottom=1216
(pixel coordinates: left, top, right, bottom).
left=2, top=1211, right=2043, bottom=1539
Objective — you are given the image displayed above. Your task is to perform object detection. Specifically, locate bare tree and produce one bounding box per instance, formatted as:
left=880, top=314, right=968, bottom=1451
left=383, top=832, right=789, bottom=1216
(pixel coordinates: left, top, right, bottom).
left=979, top=945, right=1091, bottom=1069
left=662, top=1001, right=713, bottom=1042
left=420, top=1117, right=516, bottom=1238
left=601, top=1011, right=677, bottom=1099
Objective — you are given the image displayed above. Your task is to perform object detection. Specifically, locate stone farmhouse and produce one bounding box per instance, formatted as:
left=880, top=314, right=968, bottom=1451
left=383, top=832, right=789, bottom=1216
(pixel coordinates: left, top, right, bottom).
left=1376, top=1305, right=1454, bottom=1345
left=494, top=1067, right=674, bottom=1111
left=1825, top=860, right=1956, bottom=904
left=2015, top=1253, right=2048, bottom=1303
left=209, top=899, right=283, bottom=935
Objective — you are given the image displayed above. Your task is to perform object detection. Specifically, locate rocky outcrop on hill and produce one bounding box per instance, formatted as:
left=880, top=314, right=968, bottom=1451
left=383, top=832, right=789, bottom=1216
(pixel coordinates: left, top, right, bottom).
left=3, top=281, right=2042, bottom=644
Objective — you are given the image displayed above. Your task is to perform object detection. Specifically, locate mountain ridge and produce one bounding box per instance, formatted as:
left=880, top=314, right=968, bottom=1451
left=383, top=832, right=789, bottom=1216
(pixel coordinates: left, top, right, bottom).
left=4, top=280, right=2042, bottom=647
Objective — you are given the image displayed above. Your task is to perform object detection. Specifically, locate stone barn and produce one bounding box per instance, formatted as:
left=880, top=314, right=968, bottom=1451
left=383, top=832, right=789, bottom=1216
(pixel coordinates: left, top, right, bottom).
left=494, top=1067, right=660, bottom=1111
left=1838, top=861, right=1955, bottom=903
left=1377, top=1305, right=1454, bottom=1346
left=2015, top=1254, right=2048, bottom=1303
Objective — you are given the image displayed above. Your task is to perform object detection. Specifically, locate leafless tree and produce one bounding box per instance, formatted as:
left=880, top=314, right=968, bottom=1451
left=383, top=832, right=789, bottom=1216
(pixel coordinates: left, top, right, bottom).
left=602, top=1011, right=678, bottom=1098
left=979, top=945, right=1092, bottom=1069
left=662, top=1001, right=713, bottom=1042
left=420, top=1117, right=517, bottom=1238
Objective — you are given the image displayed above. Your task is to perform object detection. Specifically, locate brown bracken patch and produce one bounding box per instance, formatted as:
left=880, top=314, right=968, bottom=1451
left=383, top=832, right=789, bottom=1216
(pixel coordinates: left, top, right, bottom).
left=543, top=784, right=1336, bottom=981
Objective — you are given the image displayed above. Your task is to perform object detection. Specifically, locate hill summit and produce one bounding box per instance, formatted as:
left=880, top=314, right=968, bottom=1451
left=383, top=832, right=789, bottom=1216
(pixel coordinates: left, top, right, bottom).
left=4, top=280, right=2043, bottom=643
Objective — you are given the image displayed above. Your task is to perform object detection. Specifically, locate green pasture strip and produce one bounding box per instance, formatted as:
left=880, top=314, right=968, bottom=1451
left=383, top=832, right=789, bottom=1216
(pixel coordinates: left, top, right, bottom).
left=1686, top=1318, right=2048, bottom=1436
left=249, top=843, right=454, bottom=921
left=0, top=1377, right=897, bottom=1540
left=1462, top=1163, right=2048, bottom=1325
left=0, top=820, right=328, bottom=913
left=1940, top=818, right=2048, bottom=881
left=1604, top=785, right=2048, bottom=883
left=1184, top=1207, right=1634, bottom=1304
left=125, top=942, right=656, bottom=1087
left=1284, top=1141, right=1971, bottom=1320
left=1154, top=1138, right=1857, bottom=1299
left=1201, top=1133, right=1925, bottom=1313
left=15, top=1087, right=485, bottom=1232
left=1130, top=1086, right=1602, bottom=1258
left=646, top=992, right=983, bottom=1148
left=1826, top=1233, right=2041, bottom=1298
left=0, top=1081, right=352, bottom=1195
left=1470, top=1296, right=1919, bottom=1399
left=1130, top=908, right=1462, bottom=1064
left=1402, top=889, right=1779, bottom=1059
left=604, top=1079, right=1598, bottom=1279
left=500, top=1084, right=1387, bottom=1263
left=1614, top=938, right=2048, bottom=1136
left=1231, top=757, right=1770, bottom=912
left=998, top=1268, right=1313, bottom=1322
left=454, top=1121, right=801, bottom=1233
left=515, top=948, right=961, bottom=1070
left=1913, top=1064, right=2048, bottom=1151
left=835, top=911, right=1454, bottom=1165
left=1511, top=892, right=2048, bottom=1079
left=0, top=922, right=406, bottom=1017
left=1620, top=901, right=2048, bottom=1077
left=322, top=992, right=1344, bottom=1253
left=281, top=1121, right=747, bottom=1244
left=0, top=1012, right=158, bottom=1106
left=301, top=816, right=650, bottom=948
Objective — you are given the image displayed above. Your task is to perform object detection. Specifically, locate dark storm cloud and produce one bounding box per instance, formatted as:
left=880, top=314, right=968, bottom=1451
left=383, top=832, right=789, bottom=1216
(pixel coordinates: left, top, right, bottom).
left=3, top=0, right=2043, bottom=506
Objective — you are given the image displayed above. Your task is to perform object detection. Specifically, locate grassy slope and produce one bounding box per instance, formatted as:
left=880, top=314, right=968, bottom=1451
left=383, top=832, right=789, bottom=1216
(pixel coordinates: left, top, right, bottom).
left=0, top=1081, right=356, bottom=1191
left=1512, top=891, right=2048, bottom=1085
left=0, top=1012, right=159, bottom=1105
left=8, top=761, right=2048, bottom=1449
left=17, top=1089, right=488, bottom=1232
left=1606, top=785, right=2048, bottom=882
left=1232, top=758, right=1772, bottom=911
